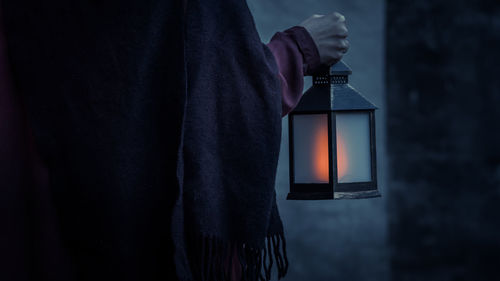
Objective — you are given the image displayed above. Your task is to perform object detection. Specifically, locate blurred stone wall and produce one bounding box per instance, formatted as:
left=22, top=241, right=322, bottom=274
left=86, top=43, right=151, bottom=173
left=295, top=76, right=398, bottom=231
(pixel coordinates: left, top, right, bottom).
left=386, top=0, right=500, bottom=280
left=248, top=1, right=388, bottom=280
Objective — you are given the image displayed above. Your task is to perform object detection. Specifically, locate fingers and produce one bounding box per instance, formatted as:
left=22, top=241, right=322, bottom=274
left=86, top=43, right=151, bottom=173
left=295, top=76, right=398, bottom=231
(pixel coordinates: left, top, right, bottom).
left=329, top=37, right=349, bottom=53
left=324, top=47, right=344, bottom=62
left=323, top=38, right=349, bottom=65
left=331, top=12, right=346, bottom=23
left=334, top=25, right=348, bottom=38
left=302, top=11, right=350, bottom=66
left=330, top=12, right=348, bottom=38
left=336, top=38, right=350, bottom=52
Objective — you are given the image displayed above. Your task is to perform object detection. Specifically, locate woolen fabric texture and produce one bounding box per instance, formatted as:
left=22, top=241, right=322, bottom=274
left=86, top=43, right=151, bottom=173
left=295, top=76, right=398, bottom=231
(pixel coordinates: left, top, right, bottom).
left=174, top=0, right=287, bottom=280
left=0, top=0, right=302, bottom=280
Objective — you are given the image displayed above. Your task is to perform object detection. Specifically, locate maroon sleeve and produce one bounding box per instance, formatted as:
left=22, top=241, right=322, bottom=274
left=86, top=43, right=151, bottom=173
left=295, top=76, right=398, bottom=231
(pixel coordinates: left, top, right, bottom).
left=266, top=26, right=321, bottom=117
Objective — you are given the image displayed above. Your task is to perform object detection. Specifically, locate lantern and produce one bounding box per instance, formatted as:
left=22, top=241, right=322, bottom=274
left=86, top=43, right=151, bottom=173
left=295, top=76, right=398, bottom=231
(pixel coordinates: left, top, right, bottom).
left=287, top=61, right=380, bottom=200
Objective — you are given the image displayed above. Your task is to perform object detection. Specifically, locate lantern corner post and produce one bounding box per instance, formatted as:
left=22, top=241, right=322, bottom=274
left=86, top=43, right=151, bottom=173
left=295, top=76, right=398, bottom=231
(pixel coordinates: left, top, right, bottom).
left=328, top=111, right=339, bottom=198
left=369, top=110, right=378, bottom=192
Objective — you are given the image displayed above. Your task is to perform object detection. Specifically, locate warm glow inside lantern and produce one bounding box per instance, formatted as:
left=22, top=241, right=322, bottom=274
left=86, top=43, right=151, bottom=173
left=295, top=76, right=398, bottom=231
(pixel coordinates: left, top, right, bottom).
left=287, top=61, right=380, bottom=200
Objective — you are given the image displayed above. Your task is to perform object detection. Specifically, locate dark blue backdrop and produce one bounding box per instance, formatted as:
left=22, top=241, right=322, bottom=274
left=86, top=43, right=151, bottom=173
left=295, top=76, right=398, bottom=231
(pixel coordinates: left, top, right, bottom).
left=249, top=0, right=500, bottom=280
left=249, top=1, right=388, bottom=280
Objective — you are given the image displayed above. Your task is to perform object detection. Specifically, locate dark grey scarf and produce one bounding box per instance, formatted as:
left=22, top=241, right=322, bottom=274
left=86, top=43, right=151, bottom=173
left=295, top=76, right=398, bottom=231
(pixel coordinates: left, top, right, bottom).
left=174, top=0, right=287, bottom=280
left=1, top=0, right=287, bottom=280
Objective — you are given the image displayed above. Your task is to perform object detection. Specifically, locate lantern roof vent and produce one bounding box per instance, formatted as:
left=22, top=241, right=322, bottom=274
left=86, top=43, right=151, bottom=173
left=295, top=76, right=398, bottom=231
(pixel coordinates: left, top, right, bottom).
left=292, top=61, right=377, bottom=112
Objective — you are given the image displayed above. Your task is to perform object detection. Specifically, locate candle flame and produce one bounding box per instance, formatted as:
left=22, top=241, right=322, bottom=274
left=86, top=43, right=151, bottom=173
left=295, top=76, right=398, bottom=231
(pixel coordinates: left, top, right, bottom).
left=313, top=125, right=329, bottom=182
left=312, top=126, right=349, bottom=183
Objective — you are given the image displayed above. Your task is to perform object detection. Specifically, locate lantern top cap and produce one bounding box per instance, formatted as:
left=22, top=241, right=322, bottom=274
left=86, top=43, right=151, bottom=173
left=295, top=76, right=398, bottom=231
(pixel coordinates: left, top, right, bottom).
left=330, top=61, right=352, bottom=76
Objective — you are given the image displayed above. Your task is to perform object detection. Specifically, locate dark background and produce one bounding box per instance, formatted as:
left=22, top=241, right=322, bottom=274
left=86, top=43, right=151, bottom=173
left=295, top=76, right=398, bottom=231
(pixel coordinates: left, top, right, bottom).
left=386, top=0, right=500, bottom=280
left=249, top=0, right=500, bottom=280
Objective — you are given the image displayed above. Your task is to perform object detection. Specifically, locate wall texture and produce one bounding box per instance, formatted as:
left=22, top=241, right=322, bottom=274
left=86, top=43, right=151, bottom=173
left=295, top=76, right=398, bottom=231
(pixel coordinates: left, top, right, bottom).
left=386, top=0, right=500, bottom=280
left=248, top=1, right=388, bottom=280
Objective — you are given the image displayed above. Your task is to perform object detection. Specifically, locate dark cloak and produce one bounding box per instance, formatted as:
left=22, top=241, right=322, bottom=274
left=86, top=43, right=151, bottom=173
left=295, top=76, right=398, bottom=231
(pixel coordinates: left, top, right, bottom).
left=1, top=0, right=287, bottom=280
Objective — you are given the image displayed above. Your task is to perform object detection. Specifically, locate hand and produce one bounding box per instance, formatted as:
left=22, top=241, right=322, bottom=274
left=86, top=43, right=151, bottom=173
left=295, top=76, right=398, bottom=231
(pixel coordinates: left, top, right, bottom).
left=299, top=12, right=349, bottom=66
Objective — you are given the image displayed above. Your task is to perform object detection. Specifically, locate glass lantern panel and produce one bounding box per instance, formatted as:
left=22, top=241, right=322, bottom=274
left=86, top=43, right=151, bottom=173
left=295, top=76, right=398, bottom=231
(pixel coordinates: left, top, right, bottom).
left=334, top=112, right=372, bottom=183
left=293, top=114, right=329, bottom=183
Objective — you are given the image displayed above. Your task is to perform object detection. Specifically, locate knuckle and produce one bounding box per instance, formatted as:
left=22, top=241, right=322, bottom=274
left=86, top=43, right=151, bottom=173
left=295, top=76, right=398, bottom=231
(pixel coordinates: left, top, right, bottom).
left=332, top=12, right=345, bottom=21
left=339, top=27, right=349, bottom=38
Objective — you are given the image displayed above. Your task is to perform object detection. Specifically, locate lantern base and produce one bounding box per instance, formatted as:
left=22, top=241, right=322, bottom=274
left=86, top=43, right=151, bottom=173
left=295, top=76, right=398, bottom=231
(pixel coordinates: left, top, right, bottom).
left=286, top=190, right=381, bottom=200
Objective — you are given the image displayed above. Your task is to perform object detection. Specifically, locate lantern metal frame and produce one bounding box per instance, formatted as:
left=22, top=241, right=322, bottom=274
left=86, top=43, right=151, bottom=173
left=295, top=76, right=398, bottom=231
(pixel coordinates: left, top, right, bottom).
left=287, top=61, right=381, bottom=200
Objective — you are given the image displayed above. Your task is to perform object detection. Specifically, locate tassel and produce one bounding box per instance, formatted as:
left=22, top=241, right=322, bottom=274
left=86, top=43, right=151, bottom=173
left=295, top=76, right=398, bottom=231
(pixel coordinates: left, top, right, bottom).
left=200, top=235, right=207, bottom=281
left=265, top=237, right=273, bottom=280
left=281, top=232, right=289, bottom=276
left=260, top=241, right=268, bottom=281
left=185, top=232, right=288, bottom=281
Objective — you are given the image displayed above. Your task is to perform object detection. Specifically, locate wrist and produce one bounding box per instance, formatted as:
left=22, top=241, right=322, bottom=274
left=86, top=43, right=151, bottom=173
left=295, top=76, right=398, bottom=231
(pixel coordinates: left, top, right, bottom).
left=283, top=26, right=322, bottom=76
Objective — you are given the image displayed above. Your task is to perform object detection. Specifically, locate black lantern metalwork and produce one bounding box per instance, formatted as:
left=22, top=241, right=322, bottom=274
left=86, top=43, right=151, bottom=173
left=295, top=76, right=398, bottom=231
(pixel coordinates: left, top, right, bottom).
left=287, top=61, right=381, bottom=200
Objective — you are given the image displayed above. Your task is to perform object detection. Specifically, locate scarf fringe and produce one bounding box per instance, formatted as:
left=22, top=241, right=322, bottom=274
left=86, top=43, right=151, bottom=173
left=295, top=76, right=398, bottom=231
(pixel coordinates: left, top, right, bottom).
left=186, top=231, right=288, bottom=281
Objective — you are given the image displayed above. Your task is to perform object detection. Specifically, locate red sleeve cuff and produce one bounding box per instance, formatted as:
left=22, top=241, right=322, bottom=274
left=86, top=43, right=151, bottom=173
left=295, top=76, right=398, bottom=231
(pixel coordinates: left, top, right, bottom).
left=283, top=26, right=322, bottom=76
